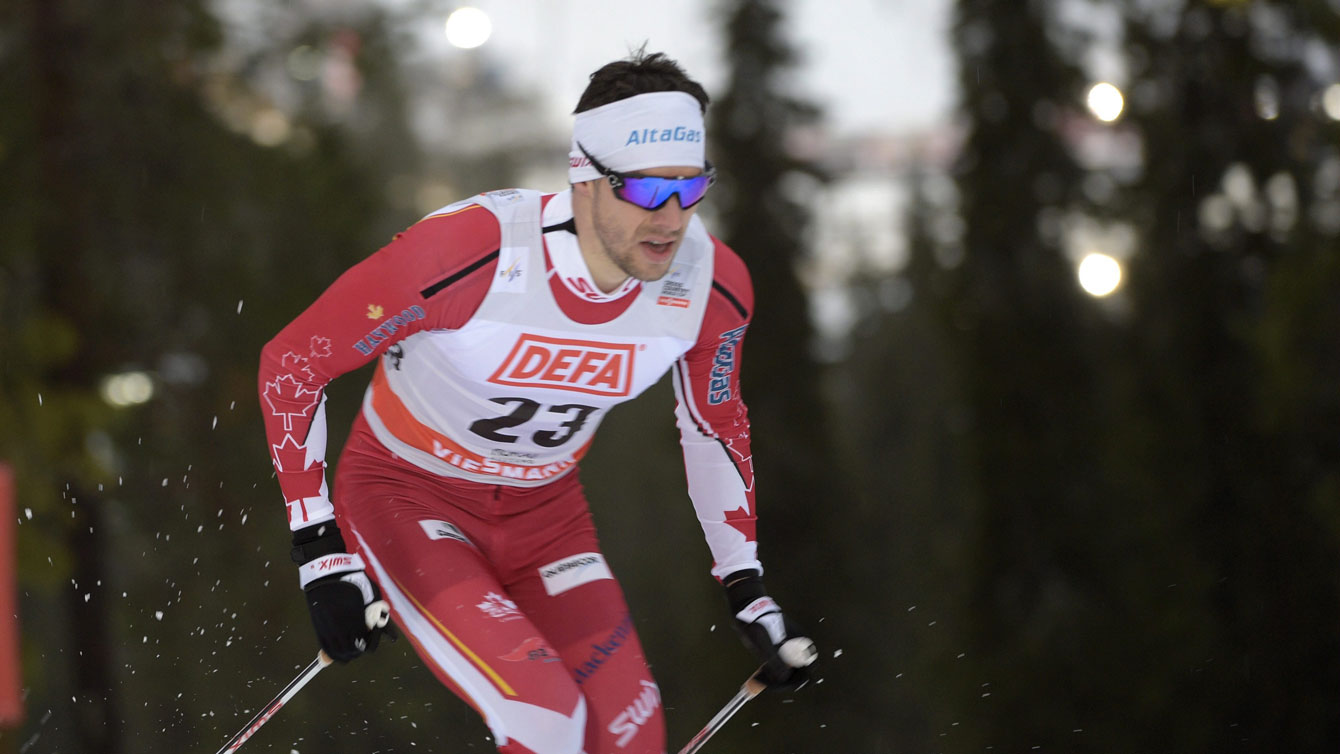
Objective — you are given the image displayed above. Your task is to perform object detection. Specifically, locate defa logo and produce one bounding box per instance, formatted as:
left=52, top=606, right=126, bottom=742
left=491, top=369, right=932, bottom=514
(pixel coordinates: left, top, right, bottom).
left=489, top=335, right=636, bottom=396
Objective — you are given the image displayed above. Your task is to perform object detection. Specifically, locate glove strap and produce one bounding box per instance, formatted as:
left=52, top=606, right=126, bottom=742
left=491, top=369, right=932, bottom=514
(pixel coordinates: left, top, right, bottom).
left=723, top=569, right=767, bottom=613
left=736, top=596, right=788, bottom=644
left=299, top=552, right=366, bottom=589
left=291, top=521, right=348, bottom=565
left=734, top=596, right=780, bottom=623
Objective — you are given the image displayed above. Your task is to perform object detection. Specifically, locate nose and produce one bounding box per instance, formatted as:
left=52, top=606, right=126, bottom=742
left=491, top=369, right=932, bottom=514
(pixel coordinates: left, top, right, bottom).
left=647, top=197, right=688, bottom=231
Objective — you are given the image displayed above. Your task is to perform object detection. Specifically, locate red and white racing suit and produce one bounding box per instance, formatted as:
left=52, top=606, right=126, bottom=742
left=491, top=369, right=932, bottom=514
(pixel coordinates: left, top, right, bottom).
left=258, top=189, right=760, bottom=754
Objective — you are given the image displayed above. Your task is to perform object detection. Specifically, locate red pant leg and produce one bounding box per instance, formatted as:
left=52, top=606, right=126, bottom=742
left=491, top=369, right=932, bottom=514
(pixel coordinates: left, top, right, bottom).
left=494, top=476, right=666, bottom=754
left=335, top=423, right=586, bottom=754
left=335, top=416, right=665, bottom=754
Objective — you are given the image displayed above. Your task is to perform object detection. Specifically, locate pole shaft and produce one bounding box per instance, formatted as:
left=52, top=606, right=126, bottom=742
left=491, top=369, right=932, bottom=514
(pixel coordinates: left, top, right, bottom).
left=215, top=652, right=331, bottom=754
left=676, top=676, right=765, bottom=754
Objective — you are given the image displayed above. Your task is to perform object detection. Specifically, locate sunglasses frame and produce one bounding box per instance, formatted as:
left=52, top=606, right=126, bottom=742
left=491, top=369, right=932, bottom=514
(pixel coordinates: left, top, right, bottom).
left=577, top=142, right=717, bottom=210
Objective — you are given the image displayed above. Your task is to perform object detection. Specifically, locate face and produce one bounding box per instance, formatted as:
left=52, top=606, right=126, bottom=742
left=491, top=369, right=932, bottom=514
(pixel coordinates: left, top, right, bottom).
left=575, top=166, right=704, bottom=291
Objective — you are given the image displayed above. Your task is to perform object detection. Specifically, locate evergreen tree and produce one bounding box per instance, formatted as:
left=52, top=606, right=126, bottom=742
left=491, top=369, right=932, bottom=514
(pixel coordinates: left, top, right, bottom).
left=849, top=1, right=1340, bottom=751
left=698, top=0, right=851, bottom=750
left=834, top=166, right=980, bottom=751
left=934, top=2, right=1129, bottom=750
left=1112, top=1, right=1340, bottom=750
left=0, top=1, right=434, bottom=750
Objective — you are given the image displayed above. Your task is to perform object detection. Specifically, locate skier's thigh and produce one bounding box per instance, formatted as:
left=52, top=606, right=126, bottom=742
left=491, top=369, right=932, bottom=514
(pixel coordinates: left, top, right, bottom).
left=350, top=504, right=587, bottom=753
left=510, top=561, right=665, bottom=754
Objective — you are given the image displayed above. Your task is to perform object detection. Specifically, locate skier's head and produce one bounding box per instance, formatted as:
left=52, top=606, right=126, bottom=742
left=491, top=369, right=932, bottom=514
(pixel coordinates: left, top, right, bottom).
left=574, top=48, right=710, bottom=116
left=567, top=49, right=714, bottom=291
left=568, top=49, right=712, bottom=189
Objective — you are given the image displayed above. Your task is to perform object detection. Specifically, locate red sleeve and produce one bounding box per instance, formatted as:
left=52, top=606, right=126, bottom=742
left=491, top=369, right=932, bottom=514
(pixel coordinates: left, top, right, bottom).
left=672, top=238, right=762, bottom=581
left=257, top=203, right=499, bottom=530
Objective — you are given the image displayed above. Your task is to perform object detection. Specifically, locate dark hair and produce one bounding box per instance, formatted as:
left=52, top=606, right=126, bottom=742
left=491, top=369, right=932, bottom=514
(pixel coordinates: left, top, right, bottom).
left=574, top=48, right=710, bottom=115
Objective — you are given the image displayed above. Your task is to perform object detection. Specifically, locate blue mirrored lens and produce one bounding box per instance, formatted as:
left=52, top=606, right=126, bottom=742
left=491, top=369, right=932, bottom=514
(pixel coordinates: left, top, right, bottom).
left=616, top=175, right=712, bottom=210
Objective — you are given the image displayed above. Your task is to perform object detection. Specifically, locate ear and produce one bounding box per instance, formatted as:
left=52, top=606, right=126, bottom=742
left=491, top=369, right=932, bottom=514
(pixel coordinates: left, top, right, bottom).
left=572, top=179, right=595, bottom=199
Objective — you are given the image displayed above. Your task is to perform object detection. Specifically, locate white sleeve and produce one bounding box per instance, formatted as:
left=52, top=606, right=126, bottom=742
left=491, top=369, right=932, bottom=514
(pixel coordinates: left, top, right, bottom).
left=672, top=359, right=762, bottom=581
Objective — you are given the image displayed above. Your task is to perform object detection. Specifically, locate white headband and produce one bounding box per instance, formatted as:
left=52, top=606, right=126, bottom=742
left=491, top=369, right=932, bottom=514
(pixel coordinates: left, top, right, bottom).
left=568, top=91, right=706, bottom=183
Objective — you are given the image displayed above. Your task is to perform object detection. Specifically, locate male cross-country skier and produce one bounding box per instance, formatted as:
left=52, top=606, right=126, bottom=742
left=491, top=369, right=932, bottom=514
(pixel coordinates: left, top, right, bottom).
left=257, top=50, right=814, bottom=754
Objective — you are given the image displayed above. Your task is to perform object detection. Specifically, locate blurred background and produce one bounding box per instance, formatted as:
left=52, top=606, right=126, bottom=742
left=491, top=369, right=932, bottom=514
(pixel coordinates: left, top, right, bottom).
left=2, top=0, right=1338, bottom=752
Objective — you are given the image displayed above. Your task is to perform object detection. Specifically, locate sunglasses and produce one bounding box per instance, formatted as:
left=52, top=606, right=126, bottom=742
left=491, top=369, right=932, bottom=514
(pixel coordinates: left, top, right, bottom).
left=577, top=142, right=716, bottom=210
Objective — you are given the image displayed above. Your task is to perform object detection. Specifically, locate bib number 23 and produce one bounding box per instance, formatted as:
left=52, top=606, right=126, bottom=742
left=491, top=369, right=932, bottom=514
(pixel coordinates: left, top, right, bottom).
left=468, top=397, right=596, bottom=447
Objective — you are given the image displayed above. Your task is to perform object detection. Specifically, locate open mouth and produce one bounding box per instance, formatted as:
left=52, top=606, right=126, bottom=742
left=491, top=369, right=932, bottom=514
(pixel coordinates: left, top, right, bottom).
left=642, top=240, right=675, bottom=256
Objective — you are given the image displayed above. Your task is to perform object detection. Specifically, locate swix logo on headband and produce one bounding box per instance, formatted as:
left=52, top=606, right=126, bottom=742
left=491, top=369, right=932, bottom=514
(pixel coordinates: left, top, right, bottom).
left=489, top=334, right=636, bottom=396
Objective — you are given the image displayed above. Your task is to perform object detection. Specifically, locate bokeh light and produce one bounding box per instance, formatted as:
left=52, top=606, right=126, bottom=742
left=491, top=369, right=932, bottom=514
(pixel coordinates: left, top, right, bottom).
left=100, top=371, right=155, bottom=407
left=445, top=7, right=492, bottom=50
left=1086, top=82, right=1125, bottom=123
left=1077, top=252, right=1123, bottom=297
left=1322, top=83, right=1340, bottom=121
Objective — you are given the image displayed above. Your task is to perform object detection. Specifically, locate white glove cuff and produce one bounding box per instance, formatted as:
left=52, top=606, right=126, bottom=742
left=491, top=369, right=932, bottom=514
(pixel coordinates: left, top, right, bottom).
left=736, top=596, right=787, bottom=645
left=734, top=596, right=780, bottom=623
left=298, top=552, right=366, bottom=589
left=340, top=571, right=376, bottom=605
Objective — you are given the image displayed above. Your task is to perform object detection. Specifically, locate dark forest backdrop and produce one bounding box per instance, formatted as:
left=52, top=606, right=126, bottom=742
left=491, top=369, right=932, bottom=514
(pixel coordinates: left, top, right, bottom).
left=1, top=0, right=1337, bottom=752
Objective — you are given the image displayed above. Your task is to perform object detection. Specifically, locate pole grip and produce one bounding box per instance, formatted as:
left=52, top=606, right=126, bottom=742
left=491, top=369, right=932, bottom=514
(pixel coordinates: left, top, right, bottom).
left=365, top=600, right=390, bottom=629
left=743, top=675, right=768, bottom=696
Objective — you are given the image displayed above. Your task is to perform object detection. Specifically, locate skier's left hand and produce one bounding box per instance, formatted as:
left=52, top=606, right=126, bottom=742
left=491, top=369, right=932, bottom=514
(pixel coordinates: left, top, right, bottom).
left=292, top=521, right=391, bottom=662
left=723, top=570, right=815, bottom=691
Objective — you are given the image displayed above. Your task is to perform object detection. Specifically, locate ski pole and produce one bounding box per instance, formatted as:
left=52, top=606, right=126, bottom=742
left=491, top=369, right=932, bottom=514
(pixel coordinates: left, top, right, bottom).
left=676, top=637, right=817, bottom=754
left=214, top=600, right=390, bottom=754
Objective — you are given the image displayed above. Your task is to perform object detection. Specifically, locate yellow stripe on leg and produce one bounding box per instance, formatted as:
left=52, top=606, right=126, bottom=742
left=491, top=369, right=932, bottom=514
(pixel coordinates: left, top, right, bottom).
left=393, top=576, right=518, bottom=698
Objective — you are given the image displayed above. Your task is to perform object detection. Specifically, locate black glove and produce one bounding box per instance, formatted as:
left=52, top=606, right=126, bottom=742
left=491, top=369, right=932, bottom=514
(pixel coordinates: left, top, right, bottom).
left=292, top=522, right=389, bottom=663
left=724, top=570, right=816, bottom=691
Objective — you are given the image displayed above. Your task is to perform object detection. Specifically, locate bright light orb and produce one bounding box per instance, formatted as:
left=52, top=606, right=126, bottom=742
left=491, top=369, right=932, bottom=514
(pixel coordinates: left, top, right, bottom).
left=1077, top=253, right=1123, bottom=297
left=1086, top=82, right=1125, bottom=123
left=1322, top=83, right=1340, bottom=122
left=101, top=371, right=155, bottom=407
left=445, top=7, right=492, bottom=49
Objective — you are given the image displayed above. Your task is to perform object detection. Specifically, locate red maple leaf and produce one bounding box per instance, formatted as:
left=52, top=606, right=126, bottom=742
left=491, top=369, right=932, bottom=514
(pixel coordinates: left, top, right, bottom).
left=723, top=506, right=756, bottom=543
left=270, top=434, right=311, bottom=473
left=283, top=467, right=326, bottom=505
left=287, top=499, right=309, bottom=526
left=263, top=375, right=321, bottom=431
left=271, top=437, right=325, bottom=510
left=309, top=336, right=333, bottom=359
left=722, top=439, right=756, bottom=493
left=280, top=352, right=317, bottom=383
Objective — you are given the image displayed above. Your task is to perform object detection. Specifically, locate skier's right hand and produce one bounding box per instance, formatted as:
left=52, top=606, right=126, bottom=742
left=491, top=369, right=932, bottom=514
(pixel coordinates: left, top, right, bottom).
left=723, top=570, right=816, bottom=691
left=292, top=521, right=389, bottom=662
